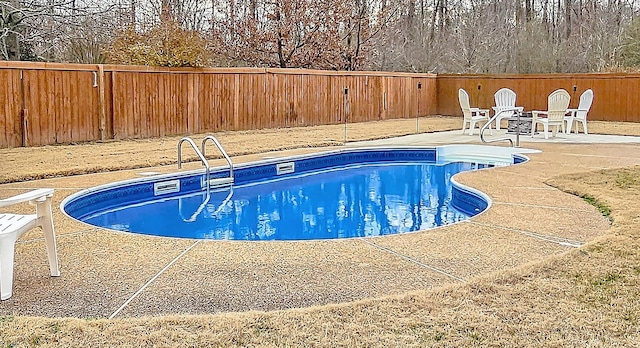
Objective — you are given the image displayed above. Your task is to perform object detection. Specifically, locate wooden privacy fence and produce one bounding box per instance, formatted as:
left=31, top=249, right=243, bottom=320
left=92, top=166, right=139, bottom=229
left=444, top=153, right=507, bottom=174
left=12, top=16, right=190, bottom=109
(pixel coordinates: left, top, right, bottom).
left=437, top=73, right=640, bottom=123
left=0, top=62, right=436, bottom=148
left=2, top=62, right=640, bottom=148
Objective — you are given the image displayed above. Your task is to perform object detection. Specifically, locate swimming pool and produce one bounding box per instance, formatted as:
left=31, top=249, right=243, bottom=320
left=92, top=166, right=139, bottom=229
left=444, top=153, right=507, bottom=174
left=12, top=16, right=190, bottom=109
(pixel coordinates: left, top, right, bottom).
left=62, top=146, right=530, bottom=241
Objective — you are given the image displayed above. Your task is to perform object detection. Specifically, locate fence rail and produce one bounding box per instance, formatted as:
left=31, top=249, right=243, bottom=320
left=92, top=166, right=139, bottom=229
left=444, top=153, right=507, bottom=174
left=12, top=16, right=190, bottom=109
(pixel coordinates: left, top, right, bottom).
left=1, top=62, right=639, bottom=148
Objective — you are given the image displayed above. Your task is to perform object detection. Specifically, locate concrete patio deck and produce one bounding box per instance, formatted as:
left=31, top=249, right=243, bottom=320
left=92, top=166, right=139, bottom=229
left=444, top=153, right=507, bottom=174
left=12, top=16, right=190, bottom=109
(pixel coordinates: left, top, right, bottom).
left=2, top=129, right=640, bottom=319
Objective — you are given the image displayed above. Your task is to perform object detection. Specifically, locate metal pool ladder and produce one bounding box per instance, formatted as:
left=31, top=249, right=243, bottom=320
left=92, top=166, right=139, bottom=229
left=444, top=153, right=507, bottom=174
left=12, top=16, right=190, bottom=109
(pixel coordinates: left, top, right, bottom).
left=177, top=135, right=234, bottom=192
left=480, top=107, right=523, bottom=147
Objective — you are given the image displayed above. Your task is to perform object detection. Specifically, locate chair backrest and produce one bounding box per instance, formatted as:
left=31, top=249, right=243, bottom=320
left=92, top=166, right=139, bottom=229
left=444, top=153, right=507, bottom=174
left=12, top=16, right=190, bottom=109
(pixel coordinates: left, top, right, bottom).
left=575, top=89, right=594, bottom=121
left=458, top=88, right=472, bottom=121
left=494, top=88, right=516, bottom=108
left=546, top=89, right=571, bottom=123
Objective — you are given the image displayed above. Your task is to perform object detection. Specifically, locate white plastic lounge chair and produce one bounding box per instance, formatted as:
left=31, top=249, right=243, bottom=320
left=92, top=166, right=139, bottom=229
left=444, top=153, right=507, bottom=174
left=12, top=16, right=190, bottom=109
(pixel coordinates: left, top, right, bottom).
left=458, top=88, right=491, bottom=135
left=0, top=188, right=60, bottom=300
left=492, top=88, right=523, bottom=130
left=531, top=89, right=571, bottom=139
left=564, top=89, right=593, bottom=134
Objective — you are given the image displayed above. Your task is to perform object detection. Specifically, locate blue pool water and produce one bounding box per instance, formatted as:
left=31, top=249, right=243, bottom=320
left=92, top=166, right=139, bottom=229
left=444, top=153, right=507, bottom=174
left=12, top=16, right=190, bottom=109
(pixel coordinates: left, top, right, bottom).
left=63, top=147, right=524, bottom=241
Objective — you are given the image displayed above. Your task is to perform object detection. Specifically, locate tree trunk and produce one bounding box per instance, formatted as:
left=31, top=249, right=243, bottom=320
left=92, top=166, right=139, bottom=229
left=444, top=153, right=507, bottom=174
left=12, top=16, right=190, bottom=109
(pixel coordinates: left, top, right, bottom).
left=565, top=0, right=572, bottom=38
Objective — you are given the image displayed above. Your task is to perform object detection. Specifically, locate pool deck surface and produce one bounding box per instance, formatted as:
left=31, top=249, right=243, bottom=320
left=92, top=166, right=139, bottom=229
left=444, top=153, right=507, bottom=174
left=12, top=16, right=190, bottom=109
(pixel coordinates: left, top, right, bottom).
left=2, top=130, right=640, bottom=319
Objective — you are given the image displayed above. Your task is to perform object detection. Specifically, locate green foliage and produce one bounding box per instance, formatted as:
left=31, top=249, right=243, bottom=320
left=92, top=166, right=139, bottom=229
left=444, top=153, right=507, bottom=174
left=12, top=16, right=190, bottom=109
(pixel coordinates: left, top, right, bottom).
left=581, top=194, right=612, bottom=221
left=621, top=19, right=640, bottom=68
left=105, top=20, right=210, bottom=67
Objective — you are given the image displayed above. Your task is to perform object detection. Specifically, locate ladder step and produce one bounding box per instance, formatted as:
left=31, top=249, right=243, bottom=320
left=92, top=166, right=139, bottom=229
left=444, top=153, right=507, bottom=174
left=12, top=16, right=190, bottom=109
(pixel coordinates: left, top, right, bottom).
left=209, top=177, right=234, bottom=188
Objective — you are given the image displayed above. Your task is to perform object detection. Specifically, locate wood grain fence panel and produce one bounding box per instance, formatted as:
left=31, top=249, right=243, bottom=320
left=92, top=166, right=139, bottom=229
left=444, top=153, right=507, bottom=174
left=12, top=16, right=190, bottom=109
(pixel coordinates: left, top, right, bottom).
left=255, top=74, right=269, bottom=129
left=3, top=62, right=640, bottom=148
left=305, top=74, right=324, bottom=126
left=162, top=73, right=173, bottom=137
left=111, top=72, right=130, bottom=139
left=358, top=75, right=368, bottom=122
left=203, top=73, right=234, bottom=131
left=21, top=70, right=41, bottom=146
left=36, top=71, right=50, bottom=145
left=186, top=73, right=197, bottom=134
left=437, top=74, right=640, bottom=122
left=236, top=74, right=249, bottom=129
left=600, top=78, right=625, bottom=122
left=103, top=71, right=114, bottom=139
left=70, top=71, right=99, bottom=143
left=138, top=72, right=150, bottom=138
left=350, top=75, right=362, bottom=122
left=623, top=78, right=639, bottom=122
left=56, top=71, right=71, bottom=143
left=305, top=74, right=319, bottom=126
left=197, top=73, right=212, bottom=133
left=149, top=73, right=161, bottom=137
left=174, top=74, right=187, bottom=136
left=226, top=74, right=238, bottom=131
left=67, top=71, right=77, bottom=143
left=419, top=77, right=437, bottom=116
left=378, top=76, right=387, bottom=120
left=204, top=73, right=214, bottom=133
left=43, top=70, right=56, bottom=144
left=52, top=71, right=64, bottom=143
left=0, top=70, right=21, bottom=147
left=272, top=73, right=287, bottom=127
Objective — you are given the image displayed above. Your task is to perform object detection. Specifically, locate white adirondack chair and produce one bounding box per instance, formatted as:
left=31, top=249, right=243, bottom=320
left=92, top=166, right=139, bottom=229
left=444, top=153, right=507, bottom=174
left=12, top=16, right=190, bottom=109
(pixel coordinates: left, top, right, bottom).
left=532, top=89, right=571, bottom=139
left=0, top=189, right=60, bottom=300
left=458, top=88, right=491, bottom=135
left=492, top=88, right=523, bottom=130
left=564, top=89, right=594, bottom=134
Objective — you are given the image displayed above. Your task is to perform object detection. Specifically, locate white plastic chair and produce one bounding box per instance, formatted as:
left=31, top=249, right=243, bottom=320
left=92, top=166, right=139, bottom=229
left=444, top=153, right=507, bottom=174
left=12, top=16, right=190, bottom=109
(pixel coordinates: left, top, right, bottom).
left=531, top=89, right=571, bottom=139
left=492, top=88, right=523, bottom=130
left=564, top=89, right=593, bottom=134
left=458, top=88, right=491, bottom=135
left=0, top=188, right=60, bottom=300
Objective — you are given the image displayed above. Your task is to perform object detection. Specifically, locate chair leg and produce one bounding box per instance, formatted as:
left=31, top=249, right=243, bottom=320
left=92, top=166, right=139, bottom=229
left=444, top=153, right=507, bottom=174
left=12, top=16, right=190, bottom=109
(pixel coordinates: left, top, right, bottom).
left=469, top=120, right=476, bottom=135
left=544, top=124, right=549, bottom=139
left=531, top=122, right=537, bottom=137
left=0, top=233, right=17, bottom=300
left=461, top=121, right=467, bottom=134
left=583, top=121, right=588, bottom=135
left=37, top=198, right=60, bottom=277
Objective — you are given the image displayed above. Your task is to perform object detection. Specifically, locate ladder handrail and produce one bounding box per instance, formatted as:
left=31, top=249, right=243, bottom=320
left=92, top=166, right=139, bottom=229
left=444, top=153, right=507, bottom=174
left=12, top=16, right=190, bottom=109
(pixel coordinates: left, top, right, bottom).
left=480, top=107, right=523, bottom=147
left=202, top=135, right=234, bottom=180
left=178, top=137, right=211, bottom=192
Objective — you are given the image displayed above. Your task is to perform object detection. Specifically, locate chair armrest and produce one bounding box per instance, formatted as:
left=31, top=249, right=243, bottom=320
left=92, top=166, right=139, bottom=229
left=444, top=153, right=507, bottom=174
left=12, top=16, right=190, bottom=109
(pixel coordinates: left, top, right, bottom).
left=470, top=107, right=489, bottom=117
left=0, top=188, right=54, bottom=208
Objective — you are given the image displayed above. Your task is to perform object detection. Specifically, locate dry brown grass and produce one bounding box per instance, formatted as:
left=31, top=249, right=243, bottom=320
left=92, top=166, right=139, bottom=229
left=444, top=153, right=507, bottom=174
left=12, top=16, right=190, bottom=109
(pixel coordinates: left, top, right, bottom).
left=1, top=117, right=640, bottom=346
left=0, top=116, right=460, bottom=184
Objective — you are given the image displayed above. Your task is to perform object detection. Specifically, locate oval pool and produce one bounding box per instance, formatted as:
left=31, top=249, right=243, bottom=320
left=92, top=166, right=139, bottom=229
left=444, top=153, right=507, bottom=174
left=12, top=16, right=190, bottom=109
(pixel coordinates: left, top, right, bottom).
left=62, top=146, right=529, bottom=241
